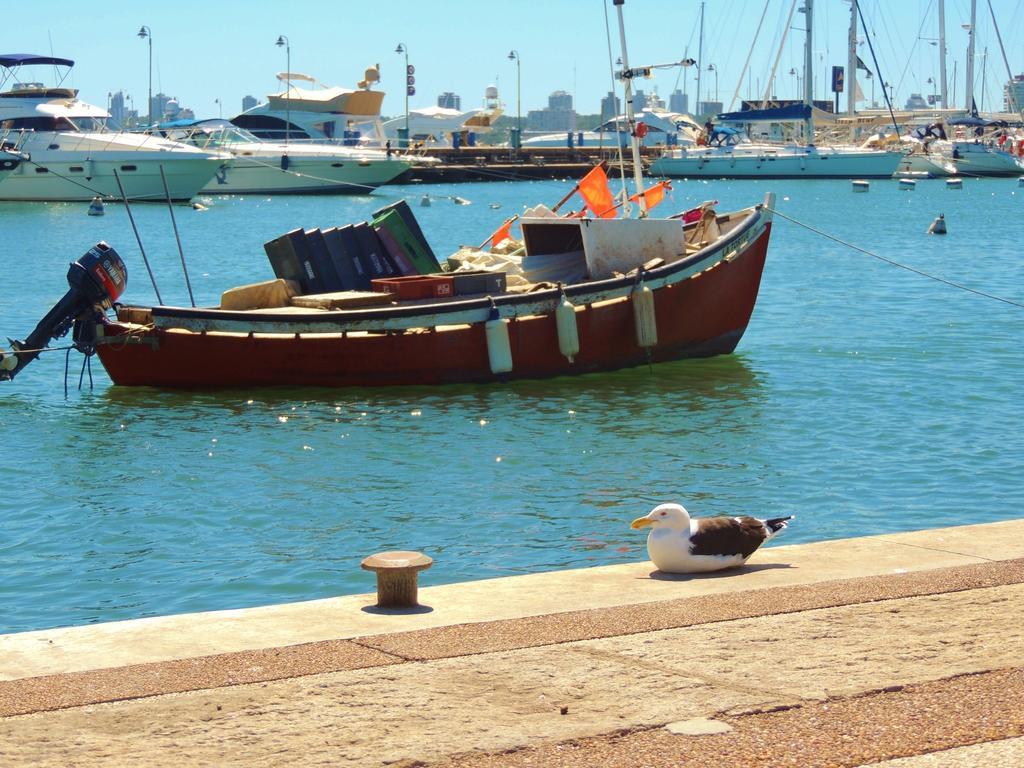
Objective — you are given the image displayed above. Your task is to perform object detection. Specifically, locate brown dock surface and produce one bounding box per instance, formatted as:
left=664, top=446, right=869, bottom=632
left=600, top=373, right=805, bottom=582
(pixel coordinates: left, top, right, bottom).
left=2, top=520, right=1023, bottom=766
left=400, top=146, right=647, bottom=182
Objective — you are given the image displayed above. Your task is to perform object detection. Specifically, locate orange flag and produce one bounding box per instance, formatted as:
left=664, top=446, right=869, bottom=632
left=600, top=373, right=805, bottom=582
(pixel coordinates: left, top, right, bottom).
left=629, top=181, right=671, bottom=212
left=577, top=165, right=617, bottom=219
left=488, top=218, right=514, bottom=250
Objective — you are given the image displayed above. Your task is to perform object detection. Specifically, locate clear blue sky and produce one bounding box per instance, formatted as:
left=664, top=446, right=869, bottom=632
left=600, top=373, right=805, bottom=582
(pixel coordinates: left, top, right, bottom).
left=10, top=1, right=1024, bottom=120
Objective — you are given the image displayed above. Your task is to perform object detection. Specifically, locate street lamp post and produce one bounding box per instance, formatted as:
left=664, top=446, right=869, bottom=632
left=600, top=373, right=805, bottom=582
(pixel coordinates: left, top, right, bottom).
left=707, top=63, right=718, bottom=103
left=137, top=25, right=152, bottom=125
left=507, top=50, right=521, bottom=149
left=395, top=43, right=409, bottom=148
left=275, top=35, right=290, bottom=144
left=789, top=67, right=802, bottom=98
left=927, top=77, right=937, bottom=107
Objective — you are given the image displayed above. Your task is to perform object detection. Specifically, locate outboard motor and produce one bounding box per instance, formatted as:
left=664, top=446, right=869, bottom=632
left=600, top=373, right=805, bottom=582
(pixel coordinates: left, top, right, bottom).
left=1, top=242, right=127, bottom=381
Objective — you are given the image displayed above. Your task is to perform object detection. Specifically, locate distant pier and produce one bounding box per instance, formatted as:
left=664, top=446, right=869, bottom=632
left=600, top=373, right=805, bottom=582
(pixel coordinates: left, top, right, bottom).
left=397, top=146, right=652, bottom=183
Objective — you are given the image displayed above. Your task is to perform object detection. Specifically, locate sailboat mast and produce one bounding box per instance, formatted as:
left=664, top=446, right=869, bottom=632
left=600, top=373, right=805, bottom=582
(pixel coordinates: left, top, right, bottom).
left=938, top=0, right=948, bottom=108
left=964, top=0, right=976, bottom=110
left=846, top=0, right=857, bottom=116
left=696, top=2, right=704, bottom=116
left=612, top=0, right=646, bottom=214
left=803, top=0, right=814, bottom=141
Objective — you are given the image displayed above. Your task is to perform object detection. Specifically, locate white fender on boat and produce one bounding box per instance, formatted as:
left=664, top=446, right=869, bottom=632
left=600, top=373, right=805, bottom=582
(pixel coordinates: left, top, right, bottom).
left=632, top=282, right=658, bottom=349
left=485, top=304, right=513, bottom=374
left=555, top=290, right=580, bottom=363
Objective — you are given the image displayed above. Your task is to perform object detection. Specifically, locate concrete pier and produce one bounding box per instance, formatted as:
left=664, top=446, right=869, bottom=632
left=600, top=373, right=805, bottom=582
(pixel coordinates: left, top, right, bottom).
left=2, top=519, right=1022, bottom=766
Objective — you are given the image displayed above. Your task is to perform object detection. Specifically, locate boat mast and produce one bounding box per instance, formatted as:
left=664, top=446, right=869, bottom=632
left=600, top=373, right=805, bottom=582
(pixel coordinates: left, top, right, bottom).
left=696, top=2, right=704, bottom=116
left=613, top=0, right=646, bottom=214
left=964, top=0, right=976, bottom=111
left=803, top=0, right=814, bottom=142
left=846, top=0, right=857, bottom=116
left=938, top=0, right=948, bottom=109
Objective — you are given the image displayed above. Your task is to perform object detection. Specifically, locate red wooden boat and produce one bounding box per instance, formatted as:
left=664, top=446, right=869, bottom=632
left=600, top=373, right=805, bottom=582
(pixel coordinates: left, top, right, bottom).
left=0, top=193, right=774, bottom=389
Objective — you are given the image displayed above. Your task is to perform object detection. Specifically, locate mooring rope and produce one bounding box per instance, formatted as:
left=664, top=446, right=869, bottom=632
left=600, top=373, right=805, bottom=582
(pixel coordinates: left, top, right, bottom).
left=766, top=205, right=1024, bottom=310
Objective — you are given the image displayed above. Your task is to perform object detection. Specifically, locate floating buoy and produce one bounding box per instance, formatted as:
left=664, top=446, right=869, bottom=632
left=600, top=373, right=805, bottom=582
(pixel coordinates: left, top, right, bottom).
left=1018, top=176, right=1024, bottom=187
left=555, top=288, right=580, bottom=363
left=87, top=196, right=104, bottom=216
left=452, top=196, right=471, bottom=205
left=632, top=281, right=658, bottom=349
left=191, top=201, right=208, bottom=211
left=927, top=213, right=947, bottom=235
left=420, top=194, right=431, bottom=207
left=898, top=178, right=916, bottom=190
left=485, top=302, right=513, bottom=373
left=852, top=180, right=869, bottom=192
left=489, top=202, right=501, bottom=209
left=946, top=178, right=963, bottom=189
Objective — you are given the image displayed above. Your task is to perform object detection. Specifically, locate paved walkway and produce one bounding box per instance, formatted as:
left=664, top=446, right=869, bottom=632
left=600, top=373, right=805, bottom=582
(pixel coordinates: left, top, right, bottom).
left=1, top=520, right=1022, bottom=767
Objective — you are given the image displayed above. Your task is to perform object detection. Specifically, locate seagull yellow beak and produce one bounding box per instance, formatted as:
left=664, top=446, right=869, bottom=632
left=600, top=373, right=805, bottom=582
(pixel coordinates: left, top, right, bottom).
left=630, top=516, right=653, bottom=529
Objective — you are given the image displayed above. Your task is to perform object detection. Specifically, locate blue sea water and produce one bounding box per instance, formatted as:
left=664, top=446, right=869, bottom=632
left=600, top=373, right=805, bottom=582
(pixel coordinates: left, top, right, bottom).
left=1, top=175, right=1022, bottom=634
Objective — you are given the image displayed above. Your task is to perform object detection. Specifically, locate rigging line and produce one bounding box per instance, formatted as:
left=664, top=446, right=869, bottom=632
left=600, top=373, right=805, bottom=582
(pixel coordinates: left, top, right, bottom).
left=987, top=0, right=1022, bottom=117
left=766, top=206, right=1024, bottom=310
left=891, top=1, right=934, bottom=98
left=856, top=1, right=899, bottom=136
left=602, top=0, right=629, bottom=204
left=729, top=0, right=773, bottom=112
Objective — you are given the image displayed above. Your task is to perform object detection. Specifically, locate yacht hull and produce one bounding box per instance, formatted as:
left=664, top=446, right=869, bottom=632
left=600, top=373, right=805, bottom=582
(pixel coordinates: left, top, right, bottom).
left=200, top=156, right=410, bottom=195
left=0, top=153, right=224, bottom=202
left=651, top=148, right=904, bottom=179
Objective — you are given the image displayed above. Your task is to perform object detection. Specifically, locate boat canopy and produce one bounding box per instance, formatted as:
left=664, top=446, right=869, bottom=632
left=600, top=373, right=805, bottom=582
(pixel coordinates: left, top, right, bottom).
left=0, top=54, right=74, bottom=68
left=947, top=115, right=1007, bottom=127
left=717, top=104, right=812, bottom=122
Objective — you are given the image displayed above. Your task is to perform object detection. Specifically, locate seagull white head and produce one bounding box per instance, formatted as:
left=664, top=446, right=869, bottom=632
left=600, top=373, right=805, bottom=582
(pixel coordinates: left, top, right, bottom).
left=631, top=503, right=692, bottom=531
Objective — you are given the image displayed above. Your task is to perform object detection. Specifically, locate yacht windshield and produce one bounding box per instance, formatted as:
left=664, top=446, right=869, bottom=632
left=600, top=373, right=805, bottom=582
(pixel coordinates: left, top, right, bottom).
left=66, top=116, right=109, bottom=132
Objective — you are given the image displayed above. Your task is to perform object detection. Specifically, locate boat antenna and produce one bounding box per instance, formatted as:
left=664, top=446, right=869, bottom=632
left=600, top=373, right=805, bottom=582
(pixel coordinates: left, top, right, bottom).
left=602, top=0, right=630, bottom=207
left=612, top=0, right=646, bottom=216
left=855, top=0, right=899, bottom=135
left=158, top=164, right=196, bottom=307
left=112, top=169, right=164, bottom=305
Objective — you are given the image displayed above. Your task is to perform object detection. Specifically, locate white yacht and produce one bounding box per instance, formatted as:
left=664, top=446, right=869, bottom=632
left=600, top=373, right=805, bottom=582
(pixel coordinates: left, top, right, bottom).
left=231, top=69, right=389, bottom=146
left=381, top=86, right=502, bottom=148
left=158, top=119, right=411, bottom=194
left=0, top=54, right=226, bottom=202
left=651, top=0, right=904, bottom=180
left=522, top=109, right=700, bottom=149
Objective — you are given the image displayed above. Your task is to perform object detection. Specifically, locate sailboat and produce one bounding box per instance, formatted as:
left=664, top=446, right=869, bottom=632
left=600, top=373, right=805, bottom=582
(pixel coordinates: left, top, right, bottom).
left=650, top=0, right=905, bottom=179
left=1, top=0, right=778, bottom=389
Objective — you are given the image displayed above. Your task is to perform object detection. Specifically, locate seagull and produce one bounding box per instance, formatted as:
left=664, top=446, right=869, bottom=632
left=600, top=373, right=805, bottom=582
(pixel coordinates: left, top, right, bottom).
left=630, top=503, right=793, bottom=573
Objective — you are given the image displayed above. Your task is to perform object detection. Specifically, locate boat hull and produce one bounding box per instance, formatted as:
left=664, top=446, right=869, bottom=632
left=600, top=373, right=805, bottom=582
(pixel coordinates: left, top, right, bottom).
left=651, top=147, right=904, bottom=179
left=0, top=153, right=225, bottom=201
left=200, top=156, right=410, bottom=195
left=94, top=213, right=771, bottom=388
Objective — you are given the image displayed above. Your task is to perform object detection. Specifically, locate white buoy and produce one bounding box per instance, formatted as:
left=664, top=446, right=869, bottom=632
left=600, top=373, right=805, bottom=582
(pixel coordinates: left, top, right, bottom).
left=420, top=194, right=431, bottom=207
left=1018, top=176, right=1024, bottom=187
left=87, top=196, right=104, bottom=216
left=485, top=304, right=513, bottom=373
left=852, top=180, right=869, bottom=192
left=632, top=282, right=658, bottom=349
left=489, top=203, right=501, bottom=209
left=452, top=196, right=471, bottom=205
left=898, top=178, right=916, bottom=190
left=927, top=213, right=947, bottom=235
left=555, top=290, right=580, bottom=363
left=946, top=178, right=963, bottom=189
